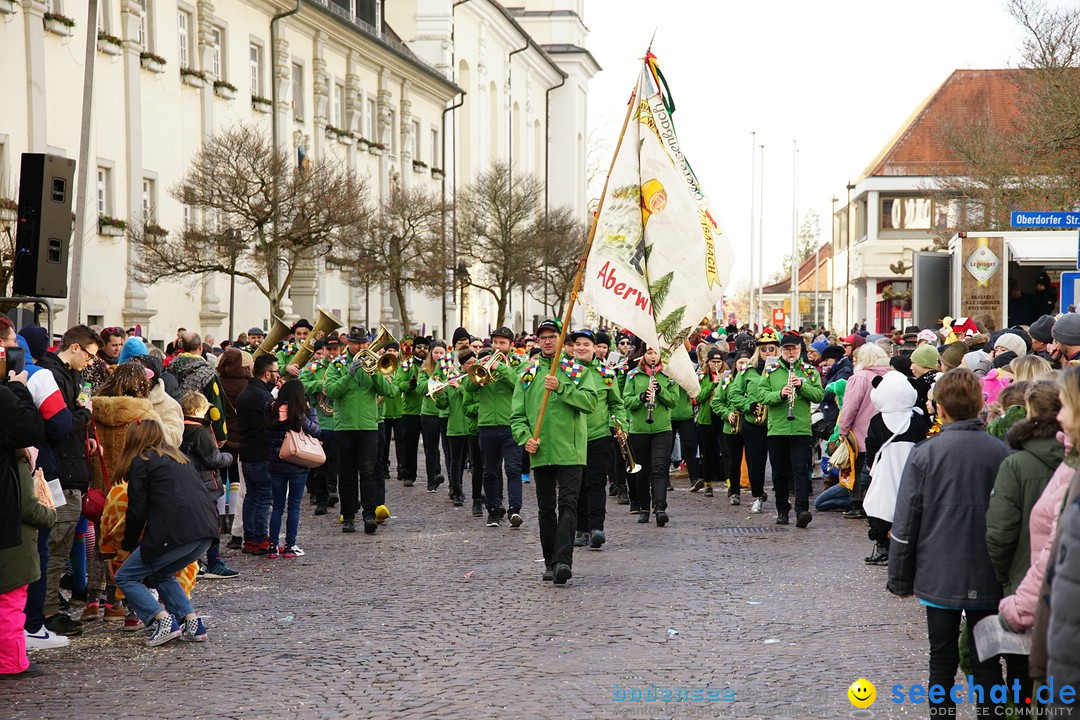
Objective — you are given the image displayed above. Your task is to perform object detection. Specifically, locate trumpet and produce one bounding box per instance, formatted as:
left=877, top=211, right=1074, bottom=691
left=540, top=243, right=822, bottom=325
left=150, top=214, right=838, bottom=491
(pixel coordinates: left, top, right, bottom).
left=786, top=365, right=797, bottom=421
left=612, top=416, right=642, bottom=474
left=426, top=373, right=465, bottom=398
left=356, top=326, right=399, bottom=376
left=468, top=351, right=506, bottom=386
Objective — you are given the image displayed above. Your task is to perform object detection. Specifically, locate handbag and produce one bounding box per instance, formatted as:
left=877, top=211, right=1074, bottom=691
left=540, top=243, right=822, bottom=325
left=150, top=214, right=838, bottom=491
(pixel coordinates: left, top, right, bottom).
left=279, top=429, right=326, bottom=468
left=81, top=418, right=109, bottom=523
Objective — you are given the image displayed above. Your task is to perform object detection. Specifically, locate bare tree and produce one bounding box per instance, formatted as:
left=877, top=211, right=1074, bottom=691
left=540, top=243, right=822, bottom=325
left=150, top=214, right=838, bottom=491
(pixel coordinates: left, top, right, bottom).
left=767, top=210, right=819, bottom=284
left=130, top=123, right=370, bottom=317
left=458, top=161, right=545, bottom=326
left=333, top=183, right=447, bottom=332
left=528, top=207, right=584, bottom=317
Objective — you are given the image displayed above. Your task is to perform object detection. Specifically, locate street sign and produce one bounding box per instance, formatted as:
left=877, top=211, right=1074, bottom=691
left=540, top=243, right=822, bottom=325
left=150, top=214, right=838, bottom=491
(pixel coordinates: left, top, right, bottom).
left=1060, top=271, right=1080, bottom=314
left=1011, top=211, right=1080, bottom=228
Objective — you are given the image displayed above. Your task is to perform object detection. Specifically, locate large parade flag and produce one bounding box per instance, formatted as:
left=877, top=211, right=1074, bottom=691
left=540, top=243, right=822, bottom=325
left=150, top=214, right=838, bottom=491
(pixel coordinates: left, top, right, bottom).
left=581, top=53, right=734, bottom=397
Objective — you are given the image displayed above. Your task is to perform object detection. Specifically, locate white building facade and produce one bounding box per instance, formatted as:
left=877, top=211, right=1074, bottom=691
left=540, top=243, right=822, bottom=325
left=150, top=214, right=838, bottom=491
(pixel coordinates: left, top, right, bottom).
left=0, top=0, right=596, bottom=344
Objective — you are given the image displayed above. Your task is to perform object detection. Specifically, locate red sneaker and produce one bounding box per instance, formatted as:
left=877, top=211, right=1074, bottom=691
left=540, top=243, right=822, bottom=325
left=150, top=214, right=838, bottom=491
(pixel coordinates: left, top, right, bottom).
left=249, top=539, right=270, bottom=556
left=280, top=546, right=298, bottom=559
left=266, top=545, right=279, bottom=559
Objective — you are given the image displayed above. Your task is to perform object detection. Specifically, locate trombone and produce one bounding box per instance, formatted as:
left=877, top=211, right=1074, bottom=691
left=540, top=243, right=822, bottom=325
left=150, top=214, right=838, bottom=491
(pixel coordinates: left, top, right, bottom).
left=355, top=326, right=399, bottom=376
left=467, top=351, right=506, bottom=386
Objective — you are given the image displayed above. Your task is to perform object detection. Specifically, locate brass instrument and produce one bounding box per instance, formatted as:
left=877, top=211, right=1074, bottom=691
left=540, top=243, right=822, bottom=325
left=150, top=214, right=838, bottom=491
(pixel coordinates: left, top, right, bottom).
left=318, top=360, right=337, bottom=416
left=786, top=364, right=797, bottom=421
left=612, top=416, right=642, bottom=474
left=426, top=372, right=465, bottom=398
left=729, top=410, right=743, bottom=434
left=467, top=351, right=506, bottom=386
left=291, top=306, right=342, bottom=369
left=745, top=403, right=768, bottom=426
left=252, top=316, right=291, bottom=359
left=356, top=326, right=399, bottom=376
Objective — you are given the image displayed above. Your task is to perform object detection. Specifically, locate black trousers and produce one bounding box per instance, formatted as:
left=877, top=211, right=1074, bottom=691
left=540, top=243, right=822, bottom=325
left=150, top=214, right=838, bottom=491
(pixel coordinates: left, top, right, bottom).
left=577, top=436, right=613, bottom=532
left=925, top=607, right=1002, bottom=717
left=311, top=429, right=339, bottom=503
left=440, top=417, right=452, bottom=484
left=670, top=418, right=700, bottom=480
left=479, top=425, right=523, bottom=513
left=420, top=414, right=444, bottom=484
left=767, top=434, right=812, bottom=515
left=720, top=430, right=745, bottom=496
left=448, top=434, right=483, bottom=500
left=741, top=423, right=768, bottom=498
left=868, top=517, right=891, bottom=546
left=376, top=422, right=387, bottom=482
left=397, top=414, right=422, bottom=482
left=533, top=465, right=582, bottom=569
left=382, top=417, right=400, bottom=475
left=629, top=431, right=674, bottom=512
left=337, top=429, right=380, bottom=521
left=697, top=422, right=723, bottom=488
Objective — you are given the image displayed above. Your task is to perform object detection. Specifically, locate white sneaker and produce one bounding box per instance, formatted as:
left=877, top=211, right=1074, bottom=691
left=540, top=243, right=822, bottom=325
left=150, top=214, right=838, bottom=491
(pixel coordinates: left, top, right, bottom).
left=751, top=498, right=763, bottom=514
left=25, top=627, right=70, bottom=650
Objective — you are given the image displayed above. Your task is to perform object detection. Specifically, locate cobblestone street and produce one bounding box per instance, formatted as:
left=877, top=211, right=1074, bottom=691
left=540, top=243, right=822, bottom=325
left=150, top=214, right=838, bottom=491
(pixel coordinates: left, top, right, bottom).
left=2, top=462, right=945, bottom=720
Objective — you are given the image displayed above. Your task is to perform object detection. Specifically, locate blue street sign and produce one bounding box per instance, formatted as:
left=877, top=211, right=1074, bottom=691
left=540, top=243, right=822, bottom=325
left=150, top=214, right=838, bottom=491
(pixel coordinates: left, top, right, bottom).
left=1061, top=271, right=1080, bottom=313
left=1011, top=211, right=1080, bottom=228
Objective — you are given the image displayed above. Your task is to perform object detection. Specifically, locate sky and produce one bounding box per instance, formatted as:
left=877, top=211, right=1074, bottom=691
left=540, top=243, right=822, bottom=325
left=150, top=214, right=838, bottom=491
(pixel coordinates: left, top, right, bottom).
left=582, top=0, right=1037, bottom=289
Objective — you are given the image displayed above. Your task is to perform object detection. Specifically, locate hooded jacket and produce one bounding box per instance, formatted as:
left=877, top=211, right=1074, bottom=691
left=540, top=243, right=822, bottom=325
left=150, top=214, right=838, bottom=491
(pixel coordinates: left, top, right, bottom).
left=0, top=383, right=45, bottom=550
left=888, top=418, right=1010, bottom=608
left=35, top=352, right=93, bottom=491
left=148, top=380, right=184, bottom=448
left=863, top=372, right=931, bottom=523
left=986, top=420, right=1064, bottom=594
left=180, top=416, right=233, bottom=497
left=837, top=364, right=891, bottom=452
left=89, top=395, right=161, bottom=492
left=216, top=348, right=250, bottom=450
left=0, top=458, right=55, bottom=592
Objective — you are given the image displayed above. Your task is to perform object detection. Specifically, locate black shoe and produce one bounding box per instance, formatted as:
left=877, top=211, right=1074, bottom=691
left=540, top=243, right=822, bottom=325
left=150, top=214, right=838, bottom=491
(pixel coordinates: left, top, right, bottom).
left=486, top=511, right=501, bottom=528
left=542, top=566, right=555, bottom=582
left=435, top=473, right=445, bottom=487
left=314, top=503, right=327, bottom=516
left=342, top=520, right=356, bottom=533
left=327, top=493, right=339, bottom=508
left=426, top=483, right=437, bottom=493
left=589, top=529, right=606, bottom=550
left=452, top=496, right=464, bottom=507
left=666, top=483, right=674, bottom=491
left=44, top=613, right=83, bottom=636
left=690, top=479, right=705, bottom=492
left=637, top=511, right=650, bottom=523
left=226, top=535, right=243, bottom=550
left=775, top=513, right=790, bottom=525
left=16, top=662, right=44, bottom=678
left=472, top=500, right=484, bottom=517
left=865, top=544, right=889, bottom=565
left=364, top=518, right=378, bottom=534
left=617, top=488, right=630, bottom=505
left=842, top=506, right=866, bottom=520
left=508, top=510, right=523, bottom=528
left=608, top=484, right=619, bottom=497
left=57, top=591, right=70, bottom=611
left=403, top=479, right=415, bottom=487
left=552, top=563, right=572, bottom=585
left=573, top=531, right=588, bottom=547
left=655, top=510, right=669, bottom=527
left=796, top=510, right=813, bottom=529
left=309, top=495, right=317, bottom=506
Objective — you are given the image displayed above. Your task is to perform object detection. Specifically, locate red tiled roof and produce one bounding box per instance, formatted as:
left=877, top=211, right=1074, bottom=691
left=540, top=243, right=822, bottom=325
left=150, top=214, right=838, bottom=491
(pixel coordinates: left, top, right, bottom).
left=861, top=69, right=1024, bottom=179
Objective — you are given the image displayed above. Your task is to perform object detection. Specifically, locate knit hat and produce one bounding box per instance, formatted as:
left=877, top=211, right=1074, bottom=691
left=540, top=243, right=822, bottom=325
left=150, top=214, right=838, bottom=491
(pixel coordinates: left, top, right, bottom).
left=809, top=339, right=828, bottom=355
left=595, top=331, right=612, bottom=347
left=821, top=345, right=845, bottom=361
left=1030, top=315, right=1056, bottom=343
left=1054, top=313, right=1080, bottom=345
left=993, top=332, right=1027, bottom=358
left=452, top=327, right=470, bottom=345
left=118, top=336, right=150, bottom=364
left=17, top=324, right=49, bottom=360
left=939, top=342, right=968, bottom=370
left=910, top=344, right=939, bottom=371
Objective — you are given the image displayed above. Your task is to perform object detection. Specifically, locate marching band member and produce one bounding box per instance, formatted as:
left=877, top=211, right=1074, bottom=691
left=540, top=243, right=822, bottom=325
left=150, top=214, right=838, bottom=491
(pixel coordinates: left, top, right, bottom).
left=279, top=318, right=313, bottom=378
left=694, top=348, right=726, bottom=499
left=711, top=350, right=751, bottom=504
left=729, top=329, right=779, bottom=514
left=756, top=331, right=824, bottom=528
left=418, top=340, right=449, bottom=492
left=510, top=319, right=599, bottom=584
left=298, top=338, right=345, bottom=515
left=670, top=380, right=701, bottom=492
left=393, top=335, right=429, bottom=488
left=463, top=326, right=524, bottom=527
left=570, top=329, right=626, bottom=551
left=623, top=346, right=677, bottom=526
left=323, top=328, right=398, bottom=535
left=379, top=341, right=403, bottom=483
left=433, top=350, right=480, bottom=507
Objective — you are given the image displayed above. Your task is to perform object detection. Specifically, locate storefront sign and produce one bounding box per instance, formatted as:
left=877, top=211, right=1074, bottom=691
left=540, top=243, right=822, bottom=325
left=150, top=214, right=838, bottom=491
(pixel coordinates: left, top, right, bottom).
left=771, top=308, right=785, bottom=329
left=959, top=236, right=1006, bottom=329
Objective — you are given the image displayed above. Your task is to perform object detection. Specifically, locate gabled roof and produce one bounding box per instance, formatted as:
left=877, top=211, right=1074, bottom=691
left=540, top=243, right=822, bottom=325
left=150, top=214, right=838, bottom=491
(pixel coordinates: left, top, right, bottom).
left=762, top=243, right=832, bottom=294
left=859, top=69, right=1024, bottom=181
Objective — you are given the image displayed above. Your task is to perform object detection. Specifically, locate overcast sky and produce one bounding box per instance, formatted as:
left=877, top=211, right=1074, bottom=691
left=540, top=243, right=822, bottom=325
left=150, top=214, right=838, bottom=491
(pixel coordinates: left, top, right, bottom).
left=583, top=0, right=1036, bottom=289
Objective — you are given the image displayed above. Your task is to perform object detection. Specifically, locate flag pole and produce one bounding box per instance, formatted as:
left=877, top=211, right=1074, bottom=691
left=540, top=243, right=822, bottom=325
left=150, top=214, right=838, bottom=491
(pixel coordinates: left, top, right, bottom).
left=530, top=65, right=642, bottom=443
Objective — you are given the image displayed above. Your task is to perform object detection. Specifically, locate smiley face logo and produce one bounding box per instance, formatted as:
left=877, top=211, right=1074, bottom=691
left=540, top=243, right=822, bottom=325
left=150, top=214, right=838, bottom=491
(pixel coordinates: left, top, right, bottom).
left=847, top=678, right=876, bottom=709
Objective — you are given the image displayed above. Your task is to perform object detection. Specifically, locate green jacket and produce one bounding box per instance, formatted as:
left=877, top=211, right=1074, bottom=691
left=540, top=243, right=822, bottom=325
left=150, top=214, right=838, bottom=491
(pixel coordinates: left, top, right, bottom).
left=754, top=359, right=824, bottom=436
left=697, top=374, right=719, bottom=426
left=585, top=359, right=627, bottom=441
left=461, top=357, right=518, bottom=427
left=393, top=362, right=426, bottom=416
left=434, top=382, right=479, bottom=436
left=986, top=433, right=1063, bottom=594
left=510, top=353, right=599, bottom=467
left=708, top=373, right=741, bottom=434
left=670, top=383, right=694, bottom=422
left=419, top=367, right=446, bottom=417
left=323, top=363, right=397, bottom=431
left=276, top=341, right=303, bottom=370
left=0, top=460, right=56, bottom=594
left=299, top=356, right=347, bottom=431
left=728, top=364, right=764, bottom=416
left=623, top=367, right=678, bottom=434
left=382, top=373, right=404, bottom=419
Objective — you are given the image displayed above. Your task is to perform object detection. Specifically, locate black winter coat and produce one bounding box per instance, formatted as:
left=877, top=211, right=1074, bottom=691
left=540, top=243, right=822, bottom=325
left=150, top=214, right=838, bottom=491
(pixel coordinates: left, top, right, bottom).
left=235, top=378, right=274, bottom=463
left=0, top=382, right=45, bottom=549
left=888, top=419, right=1010, bottom=607
left=121, top=452, right=218, bottom=561
left=180, top=417, right=233, bottom=499
left=35, top=353, right=92, bottom=492
left=266, top=404, right=320, bottom=475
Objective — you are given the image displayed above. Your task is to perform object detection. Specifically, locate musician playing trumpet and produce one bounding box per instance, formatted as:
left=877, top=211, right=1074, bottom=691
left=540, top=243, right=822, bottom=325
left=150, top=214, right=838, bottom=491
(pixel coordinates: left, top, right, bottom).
left=298, top=337, right=345, bottom=515
left=694, top=347, right=728, bottom=500
left=568, top=329, right=627, bottom=551
left=622, top=346, right=677, bottom=527
left=433, top=350, right=481, bottom=507
left=756, top=330, right=823, bottom=529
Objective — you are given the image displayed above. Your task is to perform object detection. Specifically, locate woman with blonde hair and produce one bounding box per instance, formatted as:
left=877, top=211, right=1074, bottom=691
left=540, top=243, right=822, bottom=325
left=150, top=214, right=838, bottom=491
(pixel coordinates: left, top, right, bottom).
left=728, top=328, right=781, bottom=513
left=836, top=343, right=891, bottom=519
left=1010, top=354, right=1053, bottom=382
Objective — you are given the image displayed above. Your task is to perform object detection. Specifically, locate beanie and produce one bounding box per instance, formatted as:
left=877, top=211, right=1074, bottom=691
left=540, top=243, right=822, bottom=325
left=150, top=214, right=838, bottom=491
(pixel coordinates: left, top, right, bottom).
left=452, top=327, right=470, bottom=345
left=821, top=345, right=845, bottom=361
left=939, top=342, right=968, bottom=370
left=1029, top=315, right=1056, bottom=343
left=810, top=339, right=828, bottom=355
left=119, top=336, right=150, bottom=364
left=993, top=332, right=1027, bottom=359
left=910, top=344, right=939, bottom=371
left=17, top=324, right=49, bottom=361
left=1053, top=312, right=1080, bottom=346
left=594, top=331, right=612, bottom=347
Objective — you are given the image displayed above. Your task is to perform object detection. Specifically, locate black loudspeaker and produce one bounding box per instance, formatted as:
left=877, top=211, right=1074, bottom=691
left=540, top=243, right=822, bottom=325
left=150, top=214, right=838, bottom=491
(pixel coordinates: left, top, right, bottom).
left=12, top=153, right=76, bottom=298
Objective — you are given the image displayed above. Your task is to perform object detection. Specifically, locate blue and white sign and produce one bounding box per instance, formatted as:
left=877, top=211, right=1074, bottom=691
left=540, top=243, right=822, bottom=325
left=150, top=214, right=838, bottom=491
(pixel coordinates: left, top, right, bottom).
left=1011, top=211, right=1080, bottom=228
left=1061, top=272, right=1080, bottom=313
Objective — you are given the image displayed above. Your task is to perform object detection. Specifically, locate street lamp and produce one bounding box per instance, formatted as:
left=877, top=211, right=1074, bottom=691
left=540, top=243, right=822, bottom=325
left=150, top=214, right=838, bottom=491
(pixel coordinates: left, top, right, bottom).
left=225, top=229, right=243, bottom=341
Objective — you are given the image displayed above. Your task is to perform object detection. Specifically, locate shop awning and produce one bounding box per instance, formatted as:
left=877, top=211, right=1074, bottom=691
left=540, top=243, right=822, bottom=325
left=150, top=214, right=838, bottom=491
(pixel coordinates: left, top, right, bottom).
left=1007, top=236, right=1078, bottom=266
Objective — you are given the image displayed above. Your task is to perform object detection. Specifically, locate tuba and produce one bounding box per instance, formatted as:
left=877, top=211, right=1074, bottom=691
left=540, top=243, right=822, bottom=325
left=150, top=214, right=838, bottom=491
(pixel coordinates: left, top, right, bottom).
left=252, top=316, right=291, bottom=359
left=291, top=306, right=342, bottom=369
left=357, top=326, right=399, bottom=375
left=467, top=351, right=505, bottom=386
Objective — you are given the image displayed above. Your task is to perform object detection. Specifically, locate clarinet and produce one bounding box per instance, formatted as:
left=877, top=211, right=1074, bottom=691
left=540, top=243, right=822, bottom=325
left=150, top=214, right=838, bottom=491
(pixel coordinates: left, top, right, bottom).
left=645, top=376, right=657, bottom=424
left=786, top=364, right=797, bottom=421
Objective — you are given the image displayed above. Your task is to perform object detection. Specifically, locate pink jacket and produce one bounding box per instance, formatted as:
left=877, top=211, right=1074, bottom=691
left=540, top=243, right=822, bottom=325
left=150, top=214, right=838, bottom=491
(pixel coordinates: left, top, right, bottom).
left=981, top=369, right=1012, bottom=406
left=999, top=439, right=1075, bottom=630
left=837, top=366, right=890, bottom=452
